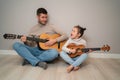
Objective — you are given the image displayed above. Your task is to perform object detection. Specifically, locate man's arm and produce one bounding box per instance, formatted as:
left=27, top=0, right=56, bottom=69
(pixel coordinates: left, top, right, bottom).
left=23, top=25, right=39, bottom=47
left=45, top=25, right=68, bottom=46
left=52, top=25, right=68, bottom=42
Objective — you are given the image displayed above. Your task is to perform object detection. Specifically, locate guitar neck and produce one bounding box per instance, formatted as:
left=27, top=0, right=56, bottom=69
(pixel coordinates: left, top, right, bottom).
left=16, top=35, right=48, bottom=43
left=81, top=48, right=101, bottom=53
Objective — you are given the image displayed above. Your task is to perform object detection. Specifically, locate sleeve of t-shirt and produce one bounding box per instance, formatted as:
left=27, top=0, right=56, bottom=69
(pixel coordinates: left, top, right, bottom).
left=51, top=25, right=68, bottom=42
left=82, top=39, right=87, bottom=47
left=62, top=38, right=71, bottom=53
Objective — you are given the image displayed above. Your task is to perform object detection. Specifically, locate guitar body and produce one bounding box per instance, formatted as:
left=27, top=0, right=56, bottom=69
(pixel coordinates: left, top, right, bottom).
left=67, top=43, right=85, bottom=58
left=39, top=33, right=66, bottom=52
left=67, top=43, right=110, bottom=58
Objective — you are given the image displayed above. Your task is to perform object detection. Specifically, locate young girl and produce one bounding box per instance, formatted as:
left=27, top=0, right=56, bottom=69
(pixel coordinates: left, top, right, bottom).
left=60, top=25, right=88, bottom=73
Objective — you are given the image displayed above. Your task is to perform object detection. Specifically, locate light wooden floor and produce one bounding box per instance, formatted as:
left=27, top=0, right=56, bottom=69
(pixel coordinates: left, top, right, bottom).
left=0, top=54, right=120, bottom=80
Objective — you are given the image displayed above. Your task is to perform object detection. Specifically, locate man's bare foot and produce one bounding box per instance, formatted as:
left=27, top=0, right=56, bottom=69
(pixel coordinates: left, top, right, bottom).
left=67, top=65, right=74, bottom=73
left=73, top=66, right=80, bottom=71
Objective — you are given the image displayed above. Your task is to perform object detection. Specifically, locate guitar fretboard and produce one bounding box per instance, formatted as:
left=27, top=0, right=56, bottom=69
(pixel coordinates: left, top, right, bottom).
left=16, top=35, right=48, bottom=43
left=81, top=48, right=101, bottom=53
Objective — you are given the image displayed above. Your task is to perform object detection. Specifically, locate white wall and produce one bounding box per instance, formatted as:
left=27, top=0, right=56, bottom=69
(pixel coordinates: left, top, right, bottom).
left=0, top=0, right=120, bottom=53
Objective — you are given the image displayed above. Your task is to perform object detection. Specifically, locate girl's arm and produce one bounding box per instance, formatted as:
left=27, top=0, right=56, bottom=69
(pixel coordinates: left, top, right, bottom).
left=62, top=38, right=71, bottom=53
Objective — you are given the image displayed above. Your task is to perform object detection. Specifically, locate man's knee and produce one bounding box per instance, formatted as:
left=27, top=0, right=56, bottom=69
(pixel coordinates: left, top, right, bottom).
left=13, top=42, right=22, bottom=50
left=49, top=49, right=59, bottom=58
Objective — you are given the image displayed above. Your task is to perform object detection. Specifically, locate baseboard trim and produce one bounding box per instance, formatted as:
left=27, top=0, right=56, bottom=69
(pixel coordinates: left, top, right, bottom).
left=88, top=53, right=120, bottom=59
left=0, top=50, right=120, bottom=59
left=0, top=50, right=17, bottom=55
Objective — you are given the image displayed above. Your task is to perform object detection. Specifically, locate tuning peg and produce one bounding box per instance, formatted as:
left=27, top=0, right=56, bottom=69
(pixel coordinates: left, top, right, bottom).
left=106, top=44, right=110, bottom=51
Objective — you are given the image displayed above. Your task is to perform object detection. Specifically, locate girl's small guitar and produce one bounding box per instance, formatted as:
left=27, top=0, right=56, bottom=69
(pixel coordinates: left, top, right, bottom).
left=67, top=43, right=110, bottom=58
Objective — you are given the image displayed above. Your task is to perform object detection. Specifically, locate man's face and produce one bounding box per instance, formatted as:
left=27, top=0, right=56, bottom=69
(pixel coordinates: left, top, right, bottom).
left=37, top=13, right=48, bottom=25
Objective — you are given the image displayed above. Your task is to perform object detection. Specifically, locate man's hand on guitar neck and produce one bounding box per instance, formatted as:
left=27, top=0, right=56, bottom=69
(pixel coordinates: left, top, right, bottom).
left=45, top=39, right=57, bottom=46
left=21, top=36, right=27, bottom=42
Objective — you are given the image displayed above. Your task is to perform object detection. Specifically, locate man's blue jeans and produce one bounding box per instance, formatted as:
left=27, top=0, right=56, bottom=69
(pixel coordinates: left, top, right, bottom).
left=60, top=51, right=88, bottom=67
left=13, top=42, right=58, bottom=66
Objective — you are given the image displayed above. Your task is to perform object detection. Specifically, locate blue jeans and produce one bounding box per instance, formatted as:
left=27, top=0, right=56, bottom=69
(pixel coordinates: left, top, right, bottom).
left=60, top=51, right=88, bottom=67
left=13, top=42, right=58, bottom=66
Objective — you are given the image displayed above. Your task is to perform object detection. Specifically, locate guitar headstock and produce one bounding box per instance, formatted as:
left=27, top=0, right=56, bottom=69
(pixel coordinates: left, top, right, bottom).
left=101, top=45, right=110, bottom=52
left=3, top=34, right=17, bottom=39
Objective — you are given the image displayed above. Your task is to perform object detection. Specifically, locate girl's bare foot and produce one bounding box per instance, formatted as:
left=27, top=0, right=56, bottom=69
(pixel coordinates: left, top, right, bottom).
left=73, top=66, right=80, bottom=71
left=67, top=65, right=74, bottom=73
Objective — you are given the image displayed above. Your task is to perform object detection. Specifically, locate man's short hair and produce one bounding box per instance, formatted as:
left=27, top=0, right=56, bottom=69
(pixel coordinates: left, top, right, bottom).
left=36, top=8, right=48, bottom=15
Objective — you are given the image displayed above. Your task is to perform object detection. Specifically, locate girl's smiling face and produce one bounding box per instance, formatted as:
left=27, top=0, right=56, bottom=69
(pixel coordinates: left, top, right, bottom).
left=70, top=27, right=81, bottom=39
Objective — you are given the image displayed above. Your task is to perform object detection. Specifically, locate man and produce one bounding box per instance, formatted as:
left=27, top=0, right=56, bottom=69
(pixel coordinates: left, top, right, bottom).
left=13, top=8, right=68, bottom=70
